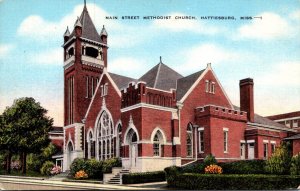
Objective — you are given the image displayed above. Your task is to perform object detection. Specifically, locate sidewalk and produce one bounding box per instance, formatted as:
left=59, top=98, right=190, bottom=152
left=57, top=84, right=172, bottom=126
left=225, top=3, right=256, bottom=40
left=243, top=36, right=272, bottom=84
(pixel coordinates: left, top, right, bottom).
left=0, top=175, right=166, bottom=190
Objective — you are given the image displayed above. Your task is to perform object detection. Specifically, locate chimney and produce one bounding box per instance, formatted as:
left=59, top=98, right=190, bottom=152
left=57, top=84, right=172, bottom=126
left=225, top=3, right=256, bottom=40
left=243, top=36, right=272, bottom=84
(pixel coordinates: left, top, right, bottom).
left=239, top=78, right=254, bottom=122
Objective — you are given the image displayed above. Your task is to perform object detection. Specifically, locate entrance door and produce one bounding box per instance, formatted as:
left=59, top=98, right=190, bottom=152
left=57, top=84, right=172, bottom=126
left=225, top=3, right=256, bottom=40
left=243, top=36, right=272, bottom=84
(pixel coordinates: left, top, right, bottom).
left=248, top=143, right=254, bottom=159
left=130, top=143, right=137, bottom=167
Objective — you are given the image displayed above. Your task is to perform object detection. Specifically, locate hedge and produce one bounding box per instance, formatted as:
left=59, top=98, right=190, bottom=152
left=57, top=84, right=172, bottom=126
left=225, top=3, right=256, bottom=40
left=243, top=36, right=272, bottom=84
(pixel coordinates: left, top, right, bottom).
left=122, top=171, right=165, bottom=184
left=218, top=160, right=266, bottom=174
left=165, top=167, right=300, bottom=190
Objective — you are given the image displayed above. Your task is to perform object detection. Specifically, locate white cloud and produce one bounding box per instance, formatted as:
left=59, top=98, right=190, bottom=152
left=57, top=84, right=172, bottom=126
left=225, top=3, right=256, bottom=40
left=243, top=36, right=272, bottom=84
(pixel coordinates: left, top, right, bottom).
left=28, top=48, right=62, bottom=65
left=0, top=44, right=14, bottom=58
left=174, top=43, right=240, bottom=74
left=237, top=12, right=293, bottom=40
left=109, top=57, right=146, bottom=78
left=290, top=9, right=300, bottom=20
left=18, top=3, right=121, bottom=41
left=152, top=12, right=219, bottom=34
left=256, top=61, right=300, bottom=86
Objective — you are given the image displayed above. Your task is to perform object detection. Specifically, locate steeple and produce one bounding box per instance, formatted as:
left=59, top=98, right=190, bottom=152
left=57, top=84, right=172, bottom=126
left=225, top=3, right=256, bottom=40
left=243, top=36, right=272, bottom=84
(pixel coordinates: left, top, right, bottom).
left=64, top=27, right=70, bottom=37
left=74, top=17, right=82, bottom=28
left=83, top=0, right=87, bottom=12
left=100, top=25, right=108, bottom=37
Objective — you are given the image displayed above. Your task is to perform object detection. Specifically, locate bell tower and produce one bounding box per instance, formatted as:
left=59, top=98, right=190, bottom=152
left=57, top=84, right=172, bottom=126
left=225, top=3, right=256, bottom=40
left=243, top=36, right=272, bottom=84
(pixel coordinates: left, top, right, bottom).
left=63, top=1, right=108, bottom=126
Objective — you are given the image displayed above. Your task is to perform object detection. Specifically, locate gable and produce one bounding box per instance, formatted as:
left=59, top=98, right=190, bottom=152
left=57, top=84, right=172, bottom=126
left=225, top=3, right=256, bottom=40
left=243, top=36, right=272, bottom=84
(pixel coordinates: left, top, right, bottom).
left=178, top=64, right=233, bottom=109
left=84, top=69, right=122, bottom=121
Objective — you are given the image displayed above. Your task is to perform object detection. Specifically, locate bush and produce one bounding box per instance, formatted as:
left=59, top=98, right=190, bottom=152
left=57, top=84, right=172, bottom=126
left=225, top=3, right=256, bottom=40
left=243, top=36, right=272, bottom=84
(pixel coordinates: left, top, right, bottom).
left=103, top=158, right=122, bottom=173
left=205, top=164, right=222, bottom=174
left=123, top=171, right=165, bottom=184
left=164, top=166, right=182, bottom=185
left=265, top=143, right=291, bottom=175
left=290, top=153, right=300, bottom=175
left=182, top=162, right=205, bottom=174
left=40, top=161, right=55, bottom=176
left=219, top=160, right=266, bottom=174
left=27, top=154, right=43, bottom=172
left=86, top=159, right=103, bottom=179
left=165, top=172, right=300, bottom=190
left=69, top=158, right=87, bottom=177
left=204, top=154, right=217, bottom=166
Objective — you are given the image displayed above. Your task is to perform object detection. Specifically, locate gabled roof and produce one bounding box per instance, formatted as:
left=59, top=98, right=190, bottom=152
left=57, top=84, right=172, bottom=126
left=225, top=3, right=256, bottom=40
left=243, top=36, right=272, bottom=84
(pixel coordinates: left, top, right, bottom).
left=109, top=72, right=137, bottom=90
left=284, top=134, right=300, bottom=140
left=139, top=60, right=183, bottom=91
left=266, top=111, right=300, bottom=120
left=69, top=4, right=101, bottom=43
left=233, top=105, right=292, bottom=131
left=176, top=70, right=205, bottom=100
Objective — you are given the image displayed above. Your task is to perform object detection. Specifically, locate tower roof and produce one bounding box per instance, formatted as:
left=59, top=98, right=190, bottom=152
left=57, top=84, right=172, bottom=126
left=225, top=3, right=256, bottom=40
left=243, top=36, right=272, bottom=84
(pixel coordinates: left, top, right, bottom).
left=69, top=3, right=101, bottom=43
left=139, top=57, right=183, bottom=91
left=64, top=27, right=70, bottom=37
left=100, top=25, right=108, bottom=37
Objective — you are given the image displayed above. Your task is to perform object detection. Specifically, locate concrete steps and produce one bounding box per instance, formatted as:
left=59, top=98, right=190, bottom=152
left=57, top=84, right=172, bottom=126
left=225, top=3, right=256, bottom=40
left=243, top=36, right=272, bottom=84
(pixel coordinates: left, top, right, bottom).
left=104, top=168, right=130, bottom=185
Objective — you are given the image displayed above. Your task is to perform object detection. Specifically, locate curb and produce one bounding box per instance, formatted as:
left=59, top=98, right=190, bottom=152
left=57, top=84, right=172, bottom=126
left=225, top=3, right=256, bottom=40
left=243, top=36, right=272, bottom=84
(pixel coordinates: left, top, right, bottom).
left=0, top=175, right=45, bottom=180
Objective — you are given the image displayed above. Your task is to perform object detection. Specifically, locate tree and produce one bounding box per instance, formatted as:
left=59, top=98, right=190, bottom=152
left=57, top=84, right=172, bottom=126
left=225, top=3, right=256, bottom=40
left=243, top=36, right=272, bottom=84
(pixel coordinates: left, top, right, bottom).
left=265, top=142, right=291, bottom=175
left=1, top=97, right=53, bottom=174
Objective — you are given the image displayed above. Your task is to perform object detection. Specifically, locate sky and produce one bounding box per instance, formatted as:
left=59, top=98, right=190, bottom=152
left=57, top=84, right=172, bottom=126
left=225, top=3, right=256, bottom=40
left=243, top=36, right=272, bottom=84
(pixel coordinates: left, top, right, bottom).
left=0, top=0, right=299, bottom=126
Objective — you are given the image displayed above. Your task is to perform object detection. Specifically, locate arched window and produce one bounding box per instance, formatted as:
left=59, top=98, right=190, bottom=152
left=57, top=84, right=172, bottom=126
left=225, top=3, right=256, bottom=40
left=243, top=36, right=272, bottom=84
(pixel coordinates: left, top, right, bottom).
left=87, top=131, right=95, bottom=159
left=96, top=110, right=114, bottom=160
left=153, top=131, right=163, bottom=157
left=187, top=124, right=193, bottom=157
left=67, top=141, right=73, bottom=152
left=117, top=124, right=122, bottom=157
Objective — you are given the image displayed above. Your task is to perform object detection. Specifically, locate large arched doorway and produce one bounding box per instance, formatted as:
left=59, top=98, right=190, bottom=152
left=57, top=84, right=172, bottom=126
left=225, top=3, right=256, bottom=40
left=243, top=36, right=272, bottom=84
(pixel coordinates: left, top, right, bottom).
left=96, top=110, right=114, bottom=160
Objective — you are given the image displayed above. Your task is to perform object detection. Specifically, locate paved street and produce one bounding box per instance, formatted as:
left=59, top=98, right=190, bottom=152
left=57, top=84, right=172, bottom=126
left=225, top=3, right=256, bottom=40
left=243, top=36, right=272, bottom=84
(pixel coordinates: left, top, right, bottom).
left=0, top=176, right=161, bottom=190
left=0, top=182, right=88, bottom=190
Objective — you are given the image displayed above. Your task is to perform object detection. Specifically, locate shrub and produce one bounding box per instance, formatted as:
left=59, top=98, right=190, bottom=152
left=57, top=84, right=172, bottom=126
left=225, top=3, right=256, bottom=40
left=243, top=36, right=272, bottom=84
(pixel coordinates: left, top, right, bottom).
left=74, top=170, right=88, bottom=179
left=40, top=161, right=55, bottom=176
left=103, top=157, right=122, bottom=173
left=182, top=162, right=205, bottom=174
left=70, top=158, right=87, bottom=177
left=290, top=153, right=300, bottom=175
left=123, top=171, right=165, bottom=184
left=265, top=143, right=291, bottom=175
left=50, top=166, right=61, bottom=175
left=219, top=160, right=266, bottom=174
left=204, top=154, right=217, bottom=167
left=165, top=173, right=300, bottom=190
left=205, top=164, right=222, bottom=174
left=164, top=166, right=182, bottom=185
left=86, top=158, right=103, bottom=179
left=27, top=154, right=43, bottom=172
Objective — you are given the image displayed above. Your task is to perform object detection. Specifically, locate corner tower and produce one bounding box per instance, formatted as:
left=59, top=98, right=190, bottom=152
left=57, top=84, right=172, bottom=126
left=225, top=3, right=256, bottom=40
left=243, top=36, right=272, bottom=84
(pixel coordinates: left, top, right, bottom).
left=63, top=2, right=108, bottom=126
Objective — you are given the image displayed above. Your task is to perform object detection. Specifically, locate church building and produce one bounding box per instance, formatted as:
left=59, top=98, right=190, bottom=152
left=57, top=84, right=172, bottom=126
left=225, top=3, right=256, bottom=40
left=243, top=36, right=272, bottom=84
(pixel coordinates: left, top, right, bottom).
left=61, top=2, right=297, bottom=172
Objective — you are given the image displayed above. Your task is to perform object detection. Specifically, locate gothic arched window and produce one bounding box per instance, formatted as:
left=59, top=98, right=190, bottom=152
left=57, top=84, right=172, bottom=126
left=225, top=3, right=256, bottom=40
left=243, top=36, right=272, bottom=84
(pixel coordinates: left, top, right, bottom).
left=153, top=131, right=163, bottom=157
left=96, top=110, right=114, bottom=160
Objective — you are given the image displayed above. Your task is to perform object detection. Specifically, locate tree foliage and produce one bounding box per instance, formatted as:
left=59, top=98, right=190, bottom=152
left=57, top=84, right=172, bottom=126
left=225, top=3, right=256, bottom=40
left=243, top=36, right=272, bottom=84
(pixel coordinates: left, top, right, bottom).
left=265, top=143, right=291, bottom=175
left=0, top=97, right=53, bottom=174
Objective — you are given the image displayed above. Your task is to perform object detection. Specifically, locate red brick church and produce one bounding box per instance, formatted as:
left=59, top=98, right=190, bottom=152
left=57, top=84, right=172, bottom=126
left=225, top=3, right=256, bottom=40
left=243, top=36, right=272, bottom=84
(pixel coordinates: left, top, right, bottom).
left=61, top=3, right=297, bottom=172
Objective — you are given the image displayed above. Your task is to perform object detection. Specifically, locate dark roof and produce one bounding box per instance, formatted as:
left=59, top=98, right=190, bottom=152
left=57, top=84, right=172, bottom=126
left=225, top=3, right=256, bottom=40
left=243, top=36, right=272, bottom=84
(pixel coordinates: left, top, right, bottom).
left=69, top=5, right=101, bottom=43
left=266, top=111, right=300, bottom=120
left=109, top=72, right=137, bottom=89
left=139, top=62, right=183, bottom=91
left=176, top=70, right=205, bottom=100
left=284, top=134, right=300, bottom=140
left=233, top=105, right=291, bottom=130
